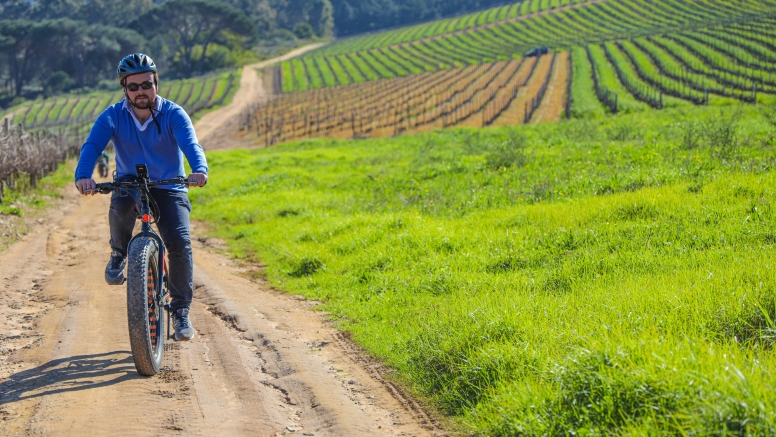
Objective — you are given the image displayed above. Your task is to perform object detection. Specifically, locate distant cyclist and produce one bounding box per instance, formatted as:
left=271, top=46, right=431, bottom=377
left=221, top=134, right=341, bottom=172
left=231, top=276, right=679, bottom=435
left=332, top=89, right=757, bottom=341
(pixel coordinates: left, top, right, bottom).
left=95, top=150, right=110, bottom=177
left=74, top=53, right=208, bottom=341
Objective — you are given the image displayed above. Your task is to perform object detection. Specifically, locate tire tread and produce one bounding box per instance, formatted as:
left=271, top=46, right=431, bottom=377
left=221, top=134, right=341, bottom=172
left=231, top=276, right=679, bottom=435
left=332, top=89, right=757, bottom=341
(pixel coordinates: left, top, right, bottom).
left=126, top=237, right=164, bottom=376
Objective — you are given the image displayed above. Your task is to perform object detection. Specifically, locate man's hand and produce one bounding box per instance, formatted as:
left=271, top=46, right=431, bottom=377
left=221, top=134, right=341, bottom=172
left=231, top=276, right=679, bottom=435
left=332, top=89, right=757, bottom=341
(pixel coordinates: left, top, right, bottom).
left=186, top=172, right=207, bottom=187
left=75, top=178, right=96, bottom=195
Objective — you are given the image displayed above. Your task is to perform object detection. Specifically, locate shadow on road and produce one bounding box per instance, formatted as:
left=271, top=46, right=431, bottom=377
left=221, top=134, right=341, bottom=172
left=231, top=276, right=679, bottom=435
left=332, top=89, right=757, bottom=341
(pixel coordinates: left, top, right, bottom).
left=0, top=351, right=139, bottom=404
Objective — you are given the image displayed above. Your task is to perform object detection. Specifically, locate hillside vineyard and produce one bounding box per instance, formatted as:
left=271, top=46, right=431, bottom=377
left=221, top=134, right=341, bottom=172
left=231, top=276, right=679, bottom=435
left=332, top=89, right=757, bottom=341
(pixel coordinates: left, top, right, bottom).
left=235, top=0, right=776, bottom=145
left=242, top=53, right=571, bottom=146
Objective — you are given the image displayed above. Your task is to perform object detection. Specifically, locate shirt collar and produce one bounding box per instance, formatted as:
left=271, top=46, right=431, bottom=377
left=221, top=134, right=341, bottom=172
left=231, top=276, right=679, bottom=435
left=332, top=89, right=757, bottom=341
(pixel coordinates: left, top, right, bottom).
left=122, top=96, right=163, bottom=132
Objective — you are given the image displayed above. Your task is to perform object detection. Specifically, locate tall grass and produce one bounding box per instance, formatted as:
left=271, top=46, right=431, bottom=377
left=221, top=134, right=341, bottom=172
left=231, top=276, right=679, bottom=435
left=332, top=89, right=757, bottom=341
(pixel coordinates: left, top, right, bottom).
left=191, top=104, right=776, bottom=435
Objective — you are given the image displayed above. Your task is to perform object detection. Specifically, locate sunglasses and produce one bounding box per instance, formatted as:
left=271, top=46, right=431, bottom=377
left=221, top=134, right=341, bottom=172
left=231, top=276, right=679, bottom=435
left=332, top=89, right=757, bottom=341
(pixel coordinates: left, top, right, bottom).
left=125, top=81, right=154, bottom=92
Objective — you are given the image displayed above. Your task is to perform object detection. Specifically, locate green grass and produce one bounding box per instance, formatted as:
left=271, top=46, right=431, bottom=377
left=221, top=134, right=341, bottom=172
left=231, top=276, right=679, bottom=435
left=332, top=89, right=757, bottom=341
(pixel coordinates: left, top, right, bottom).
left=191, top=103, right=776, bottom=435
left=77, top=96, right=100, bottom=119
left=33, top=101, right=55, bottom=125
left=0, top=162, right=75, bottom=251
left=23, top=105, right=42, bottom=126
left=602, top=41, right=688, bottom=108
left=184, top=81, right=204, bottom=107
left=281, top=61, right=294, bottom=93
left=292, top=58, right=310, bottom=91
left=58, top=99, right=78, bottom=121
left=210, top=76, right=229, bottom=102
left=587, top=44, right=648, bottom=114
left=570, top=46, right=606, bottom=118
left=188, top=70, right=242, bottom=122
left=46, top=100, right=67, bottom=122
left=302, top=56, right=325, bottom=89
left=336, top=55, right=366, bottom=83
left=197, top=77, right=218, bottom=105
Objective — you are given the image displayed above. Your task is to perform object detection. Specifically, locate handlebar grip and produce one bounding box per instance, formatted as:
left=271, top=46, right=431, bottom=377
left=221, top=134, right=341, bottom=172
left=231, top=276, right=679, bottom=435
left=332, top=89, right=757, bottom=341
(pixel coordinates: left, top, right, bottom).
left=149, top=178, right=188, bottom=186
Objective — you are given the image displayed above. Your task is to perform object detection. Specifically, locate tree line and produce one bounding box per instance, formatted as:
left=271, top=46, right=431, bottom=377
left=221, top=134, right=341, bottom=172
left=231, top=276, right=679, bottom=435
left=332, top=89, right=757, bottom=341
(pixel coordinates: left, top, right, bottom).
left=0, top=0, right=334, bottom=107
left=0, top=0, right=531, bottom=108
left=330, top=0, right=516, bottom=37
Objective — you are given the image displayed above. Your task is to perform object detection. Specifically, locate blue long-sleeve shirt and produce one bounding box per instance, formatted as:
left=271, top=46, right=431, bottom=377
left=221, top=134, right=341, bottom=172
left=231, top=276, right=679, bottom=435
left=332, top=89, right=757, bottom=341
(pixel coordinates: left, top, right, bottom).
left=75, top=97, right=208, bottom=192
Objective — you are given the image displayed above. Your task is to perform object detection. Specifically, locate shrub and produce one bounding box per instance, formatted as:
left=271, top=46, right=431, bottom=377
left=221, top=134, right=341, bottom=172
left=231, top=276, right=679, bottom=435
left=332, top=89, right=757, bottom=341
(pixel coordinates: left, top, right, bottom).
left=45, top=71, right=73, bottom=97
left=293, top=22, right=314, bottom=39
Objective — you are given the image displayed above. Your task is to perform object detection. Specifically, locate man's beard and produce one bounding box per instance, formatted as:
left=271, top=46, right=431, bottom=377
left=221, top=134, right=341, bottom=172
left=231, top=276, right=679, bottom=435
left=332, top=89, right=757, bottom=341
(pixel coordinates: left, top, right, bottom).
left=131, top=95, right=153, bottom=109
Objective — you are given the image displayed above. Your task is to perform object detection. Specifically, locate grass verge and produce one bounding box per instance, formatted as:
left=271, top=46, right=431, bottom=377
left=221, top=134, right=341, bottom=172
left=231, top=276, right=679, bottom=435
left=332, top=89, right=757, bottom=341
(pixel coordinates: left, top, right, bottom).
left=190, top=103, right=776, bottom=435
left=0, top=163, right=74, bottom=253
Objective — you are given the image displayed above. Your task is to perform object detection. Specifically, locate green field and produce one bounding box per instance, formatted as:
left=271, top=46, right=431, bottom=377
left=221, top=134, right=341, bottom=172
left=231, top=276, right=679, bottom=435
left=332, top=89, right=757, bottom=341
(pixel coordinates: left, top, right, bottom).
left=191, top=103, right=776, bottom=434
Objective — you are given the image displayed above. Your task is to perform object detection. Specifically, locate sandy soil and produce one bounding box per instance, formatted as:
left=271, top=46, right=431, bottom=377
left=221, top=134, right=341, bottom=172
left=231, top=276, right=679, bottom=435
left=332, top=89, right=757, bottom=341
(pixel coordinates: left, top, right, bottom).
left=0, top=48, right=447, bottom=437
left=532, top=51, right=570, bottom=124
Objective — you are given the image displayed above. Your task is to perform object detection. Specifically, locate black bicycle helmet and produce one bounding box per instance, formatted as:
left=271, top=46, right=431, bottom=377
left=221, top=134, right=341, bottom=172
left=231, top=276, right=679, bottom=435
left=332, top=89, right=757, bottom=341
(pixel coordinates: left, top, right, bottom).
left=117, top=53, right=157, bottom=82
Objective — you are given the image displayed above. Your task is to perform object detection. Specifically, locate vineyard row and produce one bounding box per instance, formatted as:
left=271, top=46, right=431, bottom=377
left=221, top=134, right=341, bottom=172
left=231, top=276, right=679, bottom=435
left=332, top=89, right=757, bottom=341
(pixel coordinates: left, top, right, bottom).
left=1, top=69, right=240, bottom=134
left=280, top=0, right=776, bottom=93
left=242, top=53, right=569, bottom=147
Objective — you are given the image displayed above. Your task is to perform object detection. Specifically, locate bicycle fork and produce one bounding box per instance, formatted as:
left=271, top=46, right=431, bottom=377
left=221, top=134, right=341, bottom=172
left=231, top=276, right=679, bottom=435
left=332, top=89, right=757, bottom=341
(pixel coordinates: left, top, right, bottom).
left=138, top=188, right=173, bottom=340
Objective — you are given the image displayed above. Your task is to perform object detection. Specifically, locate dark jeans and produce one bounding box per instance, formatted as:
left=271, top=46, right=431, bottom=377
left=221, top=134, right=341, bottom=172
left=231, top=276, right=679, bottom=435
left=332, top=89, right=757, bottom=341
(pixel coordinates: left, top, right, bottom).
left=109, top=187, right=193, bottom=311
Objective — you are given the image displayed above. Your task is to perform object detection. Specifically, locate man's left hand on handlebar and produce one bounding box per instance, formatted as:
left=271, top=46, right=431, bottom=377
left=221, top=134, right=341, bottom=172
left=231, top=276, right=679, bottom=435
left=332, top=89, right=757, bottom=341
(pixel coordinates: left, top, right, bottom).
left=186, top=172, right=207, bottom=187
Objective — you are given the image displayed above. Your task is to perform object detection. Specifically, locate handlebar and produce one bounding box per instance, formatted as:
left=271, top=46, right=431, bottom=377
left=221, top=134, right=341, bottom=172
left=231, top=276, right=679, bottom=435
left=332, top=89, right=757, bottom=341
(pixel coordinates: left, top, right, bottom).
left=84, top=177, right=189, bottom=194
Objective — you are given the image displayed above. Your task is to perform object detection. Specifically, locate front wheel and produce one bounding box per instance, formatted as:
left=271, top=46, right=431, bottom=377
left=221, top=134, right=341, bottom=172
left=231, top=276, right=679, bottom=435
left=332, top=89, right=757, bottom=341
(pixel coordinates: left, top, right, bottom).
left=126, top=237, right=165, bottom=376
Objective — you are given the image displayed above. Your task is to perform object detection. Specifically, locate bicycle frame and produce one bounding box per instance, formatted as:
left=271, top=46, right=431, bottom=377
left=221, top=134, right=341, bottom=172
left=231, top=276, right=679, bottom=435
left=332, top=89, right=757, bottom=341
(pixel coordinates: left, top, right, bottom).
left=127, top=164, right=169, bottom=312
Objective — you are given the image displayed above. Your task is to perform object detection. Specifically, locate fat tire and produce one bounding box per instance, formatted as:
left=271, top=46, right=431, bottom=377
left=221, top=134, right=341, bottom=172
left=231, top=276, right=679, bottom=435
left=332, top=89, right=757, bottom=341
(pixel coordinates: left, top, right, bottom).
left=126, top=237, right=165, bottom=376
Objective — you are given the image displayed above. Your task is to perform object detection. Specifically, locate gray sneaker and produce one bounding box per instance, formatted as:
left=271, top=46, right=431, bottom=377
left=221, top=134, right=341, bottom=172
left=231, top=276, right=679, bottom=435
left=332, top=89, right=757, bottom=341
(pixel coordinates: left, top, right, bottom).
left=173, top=308, right=196, bottom=341
left=105, top=250, right=126, bottom=285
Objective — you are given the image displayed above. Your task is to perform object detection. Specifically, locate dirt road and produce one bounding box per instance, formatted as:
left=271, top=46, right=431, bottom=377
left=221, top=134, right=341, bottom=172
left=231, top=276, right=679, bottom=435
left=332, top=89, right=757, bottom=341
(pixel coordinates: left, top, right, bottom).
left=196, top=44, right=323, bottom=151
left=0, top=48, right=445, bottom=437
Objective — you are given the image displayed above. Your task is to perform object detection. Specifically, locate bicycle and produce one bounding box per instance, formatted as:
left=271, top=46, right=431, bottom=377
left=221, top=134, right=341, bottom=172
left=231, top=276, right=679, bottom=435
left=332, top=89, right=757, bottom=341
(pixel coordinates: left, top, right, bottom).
left=96, top=158, right=109, bottom=178
left=85, top=163, right=188, bottom=376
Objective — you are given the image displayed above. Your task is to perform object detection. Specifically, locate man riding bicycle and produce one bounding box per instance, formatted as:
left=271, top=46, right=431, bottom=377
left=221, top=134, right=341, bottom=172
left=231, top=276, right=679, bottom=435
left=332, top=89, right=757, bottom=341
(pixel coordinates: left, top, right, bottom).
left=74, top=53, right=208, bottom=341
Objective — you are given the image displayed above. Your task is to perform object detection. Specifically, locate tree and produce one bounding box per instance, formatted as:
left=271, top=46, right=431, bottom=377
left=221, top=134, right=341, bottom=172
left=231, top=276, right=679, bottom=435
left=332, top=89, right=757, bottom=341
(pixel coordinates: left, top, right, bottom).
left=134, top=0, right=256, bottom=76
left=76, top=0, right=155, bottom=27
left=222, top=0, right=276, bottom=39
left=29, top=0, right=82, bottom=21
left=0, top=0, right=36, bottom=20
left=328, top=0, right=511, bottom=37
left=73, top=23, right=145, bottom=84
left=292, top=22, right=314, bottom=39
left=45, top=71, right=73, bottom=96
left=308, top=0, right=333, bottom=37
left=0, top=20, right=48, bottom=96
left=273, top=0, right=333, bottom=37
